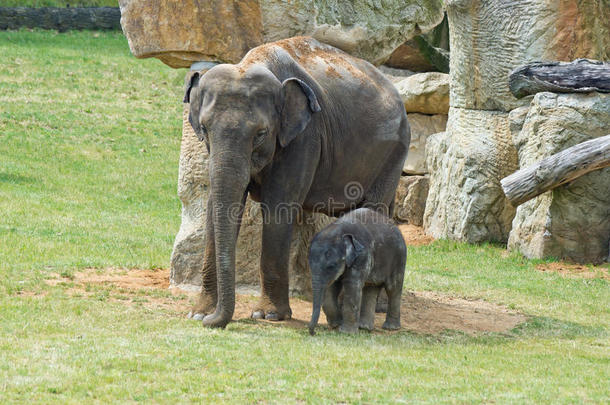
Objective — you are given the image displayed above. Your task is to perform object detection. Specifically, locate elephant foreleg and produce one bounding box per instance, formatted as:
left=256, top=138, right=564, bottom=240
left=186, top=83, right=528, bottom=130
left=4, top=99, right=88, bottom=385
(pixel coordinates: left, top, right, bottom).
left=359, top=285, right=380, bottom=331
left=252, top=218, right=294, bottom=321
left=189, top=191, right=246, bottom=320
left=323, top=282, right=343, bottom=329
left=339, top=277, right=363, bottom=333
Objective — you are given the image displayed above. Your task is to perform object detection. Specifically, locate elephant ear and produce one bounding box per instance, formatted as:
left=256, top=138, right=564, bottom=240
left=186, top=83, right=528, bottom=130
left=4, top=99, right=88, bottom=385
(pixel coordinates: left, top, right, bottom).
left=344, top=234, right=365, bottom=268
left=279, top=78, right=321, bottom=148
left=183, top=71, right=200, bottom=104
left=184, top=72, right=208, bottom=144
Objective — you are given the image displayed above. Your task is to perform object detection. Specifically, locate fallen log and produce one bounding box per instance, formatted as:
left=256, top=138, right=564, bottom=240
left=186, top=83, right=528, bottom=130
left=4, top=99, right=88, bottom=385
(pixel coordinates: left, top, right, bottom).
left=501, top=134, right=610, bottom=206
left=509, top=59, right=610, bottom=99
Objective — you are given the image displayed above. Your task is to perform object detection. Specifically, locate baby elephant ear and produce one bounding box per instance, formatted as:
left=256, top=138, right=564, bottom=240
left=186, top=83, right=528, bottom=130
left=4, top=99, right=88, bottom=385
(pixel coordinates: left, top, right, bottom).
left=344, top=234, right=365, bottom=268
left=279, top=78, right=321, bottom=148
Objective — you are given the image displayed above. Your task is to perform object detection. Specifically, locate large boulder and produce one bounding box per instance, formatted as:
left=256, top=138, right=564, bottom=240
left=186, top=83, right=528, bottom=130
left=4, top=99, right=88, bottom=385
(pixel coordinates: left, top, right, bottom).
left=508, top=92, right=610, bottom=264
left=119, top=0, right=445, bottom=68
left=446, top=0, right=610, bottom=112
left=403, top=113, right=447, bottom=174
left=171, top=100, right=333, bottom=296
left=118, top=1, right=264, bottom=69
left=423, top=109, right=518, bottom=243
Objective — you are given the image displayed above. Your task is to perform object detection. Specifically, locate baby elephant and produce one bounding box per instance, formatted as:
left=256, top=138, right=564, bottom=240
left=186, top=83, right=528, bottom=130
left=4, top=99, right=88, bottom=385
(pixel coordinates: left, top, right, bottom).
left=308, top=208, right=407, bottom=335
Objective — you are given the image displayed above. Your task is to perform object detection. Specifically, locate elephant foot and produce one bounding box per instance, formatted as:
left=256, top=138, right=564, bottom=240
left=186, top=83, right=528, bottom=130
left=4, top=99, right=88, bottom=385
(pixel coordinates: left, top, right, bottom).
left=338, top=324, right=359, bottom=334
left=359, top=320, right=374, bottom=331
left=382, top=320, right=401, bottom=331
left=187, top=294, right=217, bottom=321
left=327, top=320, right=341, bottom=330
left=202, top=310, right=231, bottom=329
left=251, top=301, right=292, bottom=321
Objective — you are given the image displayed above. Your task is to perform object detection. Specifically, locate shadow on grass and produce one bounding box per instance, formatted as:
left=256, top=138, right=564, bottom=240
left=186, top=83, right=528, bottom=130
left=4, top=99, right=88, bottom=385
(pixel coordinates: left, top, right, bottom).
left=0, top=172, right=37, bottom=185
left=229, top=314, right=608, bottom=347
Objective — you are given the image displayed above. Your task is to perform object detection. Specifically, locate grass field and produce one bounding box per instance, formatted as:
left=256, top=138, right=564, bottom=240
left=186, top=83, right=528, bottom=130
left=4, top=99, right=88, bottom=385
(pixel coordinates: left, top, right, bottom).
left=0, top=30, right=609, bottom=403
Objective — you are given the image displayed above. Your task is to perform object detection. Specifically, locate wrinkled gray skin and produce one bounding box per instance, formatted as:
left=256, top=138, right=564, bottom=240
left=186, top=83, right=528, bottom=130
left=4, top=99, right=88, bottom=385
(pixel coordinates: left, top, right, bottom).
left=184, top=37, right=410, bottom=328
left=308, top=208, right=407, bottom=335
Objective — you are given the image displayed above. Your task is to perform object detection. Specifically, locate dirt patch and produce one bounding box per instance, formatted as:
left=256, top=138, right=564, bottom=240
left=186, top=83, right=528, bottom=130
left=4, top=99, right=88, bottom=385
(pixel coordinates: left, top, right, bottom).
left=45, top=268, right=525, bottom=335
left=535, top=262, right=609, bottom=280
left=398, top=224, right=435, bottom=246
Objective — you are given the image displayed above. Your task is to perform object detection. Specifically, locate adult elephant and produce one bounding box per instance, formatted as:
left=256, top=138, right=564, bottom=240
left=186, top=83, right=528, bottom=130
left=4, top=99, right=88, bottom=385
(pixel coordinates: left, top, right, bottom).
left=184, top=36, right=410, bottom=328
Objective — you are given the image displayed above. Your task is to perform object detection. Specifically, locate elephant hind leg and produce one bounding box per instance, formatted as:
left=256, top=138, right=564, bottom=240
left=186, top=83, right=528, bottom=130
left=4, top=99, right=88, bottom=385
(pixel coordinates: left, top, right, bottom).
left=361, top=146, right=406, bottom=217
left=252, top=222, right=294, bottom=321
left=382, top=282, right=403, bottom=331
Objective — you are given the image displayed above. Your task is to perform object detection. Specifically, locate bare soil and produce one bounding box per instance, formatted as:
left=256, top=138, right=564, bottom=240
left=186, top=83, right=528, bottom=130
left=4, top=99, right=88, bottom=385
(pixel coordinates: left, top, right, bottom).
left=398, top=224, right=435, bottom=246
left=45, top=267, right=526, bottom=335
left=535, top=262, right=609, bottom=280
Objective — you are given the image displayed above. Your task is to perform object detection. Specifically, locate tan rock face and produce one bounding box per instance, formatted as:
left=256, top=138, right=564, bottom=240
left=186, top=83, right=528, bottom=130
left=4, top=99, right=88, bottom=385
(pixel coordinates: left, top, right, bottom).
left=403, top=113, right=447, bottom=175
left=446, top=0, right=610, bottom=112
left=423, top=109, right=518, bottom=243
left=424, top=0, right=608, bottom=245
left=119, top=0, right=445, bottom=68
left=394, top=176, right=430, bottom=226
left=395, top=72, right=450, bottom=115
left=385, top=40, right=437, bottom=73
left=118, top=0, right=264, bottom=68
left=508, top=92, right=610, bottom=264
left=170, top=102, right=333, bottom=296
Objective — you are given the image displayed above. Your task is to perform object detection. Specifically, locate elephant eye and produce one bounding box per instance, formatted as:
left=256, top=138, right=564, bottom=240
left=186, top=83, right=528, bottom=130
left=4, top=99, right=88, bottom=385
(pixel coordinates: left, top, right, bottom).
left=253, top=128, right=268, bottom=147
left=197, top=123, right=209, bottom=143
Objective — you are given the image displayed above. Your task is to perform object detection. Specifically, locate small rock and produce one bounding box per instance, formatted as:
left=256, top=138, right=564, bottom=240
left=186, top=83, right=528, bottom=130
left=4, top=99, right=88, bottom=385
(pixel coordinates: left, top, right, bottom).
left=394, top=73, right=449, bottom=114
left=394, top=176, right=430, bottom=226
left=403, top=113, right=447, bottom=175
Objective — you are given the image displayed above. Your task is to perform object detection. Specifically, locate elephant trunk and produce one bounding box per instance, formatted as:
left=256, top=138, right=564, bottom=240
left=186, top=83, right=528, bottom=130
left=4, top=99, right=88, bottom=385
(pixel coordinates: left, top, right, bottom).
left=202, top=151, right=249, bottom=328
left=309, top=277, right=326, bottom=336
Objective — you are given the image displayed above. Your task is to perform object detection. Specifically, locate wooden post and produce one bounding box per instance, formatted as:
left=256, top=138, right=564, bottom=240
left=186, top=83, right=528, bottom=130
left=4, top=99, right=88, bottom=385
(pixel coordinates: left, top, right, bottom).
left=501, top=135, right=610, bottom=206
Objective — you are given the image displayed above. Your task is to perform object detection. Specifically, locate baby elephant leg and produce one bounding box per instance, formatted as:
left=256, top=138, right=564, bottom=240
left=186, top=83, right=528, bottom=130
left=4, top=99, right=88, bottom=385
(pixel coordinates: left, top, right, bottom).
left=382, top=284, right=402, bottom=330
left=323, top=282, right=342, bottom=329
left=359, top=286, right=380, bottom=331
left=339, top=279, right=362, bottom=333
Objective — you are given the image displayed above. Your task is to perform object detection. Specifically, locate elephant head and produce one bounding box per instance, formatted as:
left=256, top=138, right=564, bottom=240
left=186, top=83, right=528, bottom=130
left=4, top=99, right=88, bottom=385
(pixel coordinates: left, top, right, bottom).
left=308, top=230, right=365, bottom=335
left=184, top=64, right=321, bottom=327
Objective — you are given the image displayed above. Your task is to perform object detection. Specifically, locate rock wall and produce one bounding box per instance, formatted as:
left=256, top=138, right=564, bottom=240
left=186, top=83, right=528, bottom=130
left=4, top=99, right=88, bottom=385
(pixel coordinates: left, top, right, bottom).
left=447, top=0, right=609, bottom=112
left=424, top=109, right=518, bottom=242
left=171, top=100, right=333, bottom=296
left=424, top=0, right=609, bottom=244
left=119, top=0, right=445, bottom=68
left=0, top=6, right=120, bottom=31
left=508, top=92, right=610, bottom=264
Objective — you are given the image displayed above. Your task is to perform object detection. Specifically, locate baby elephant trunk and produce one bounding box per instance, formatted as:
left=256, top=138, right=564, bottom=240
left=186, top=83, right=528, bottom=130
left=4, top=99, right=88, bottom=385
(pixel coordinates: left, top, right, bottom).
left=308, top=283, right=326, bottom=336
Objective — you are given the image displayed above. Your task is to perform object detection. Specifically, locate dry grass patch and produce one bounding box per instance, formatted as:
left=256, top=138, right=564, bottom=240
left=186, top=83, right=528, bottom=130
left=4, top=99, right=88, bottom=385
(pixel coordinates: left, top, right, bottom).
left=535, top=262, right=609, bottom=280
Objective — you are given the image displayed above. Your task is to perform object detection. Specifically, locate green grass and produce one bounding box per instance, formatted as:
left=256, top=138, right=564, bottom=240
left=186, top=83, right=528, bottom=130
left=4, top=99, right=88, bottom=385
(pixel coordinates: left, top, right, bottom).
left=1, top=30, right=609, bottom=403
left=0, top=0, right=117, bottom=7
